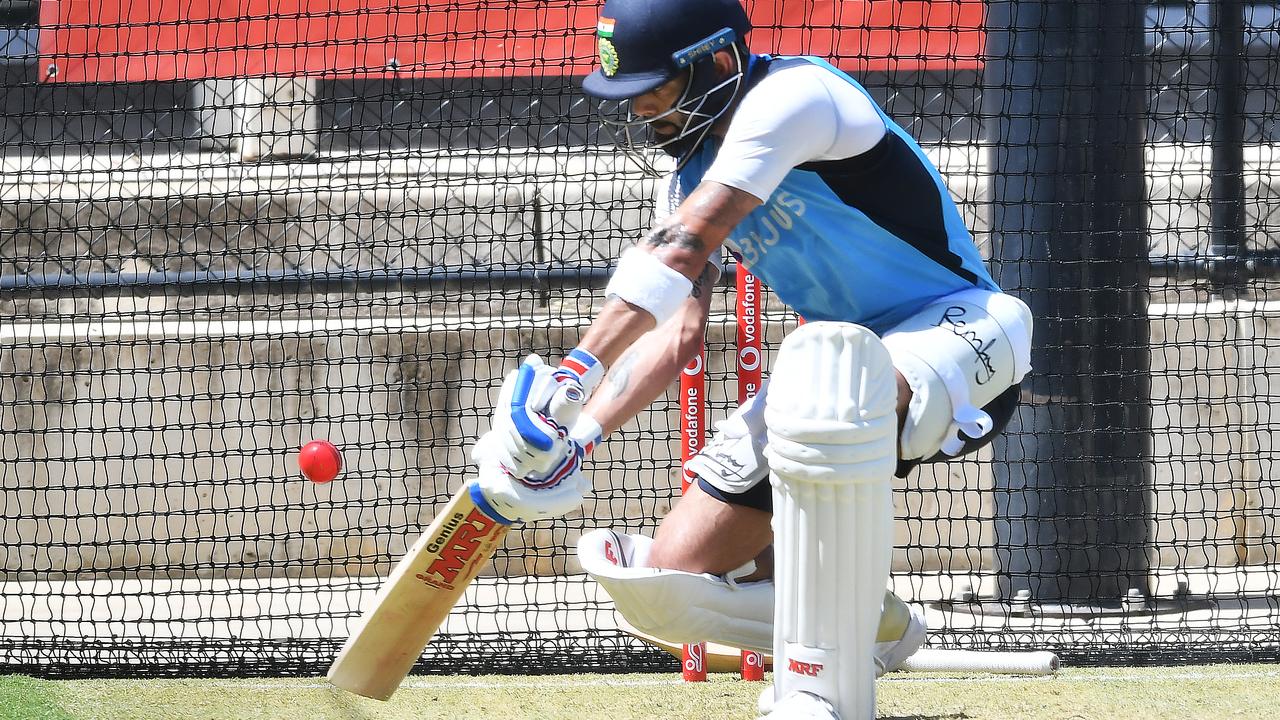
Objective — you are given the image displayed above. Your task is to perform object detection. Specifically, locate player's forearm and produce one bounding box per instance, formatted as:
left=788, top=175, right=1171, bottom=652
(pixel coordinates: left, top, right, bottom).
left=642, top=180, right=759, bottom=280
left=575, top=182, right=751, bottom=364
left=586, top=295, right=712, bottom=437
left=548, top=265, right=716, bottom=460
left=575, top=259, right=719, bottom=366
left=570, top=268, right=715, bottom=451
left=574, top=296, right=661, bottom=367
left=641, top=221, right=717, bottom=281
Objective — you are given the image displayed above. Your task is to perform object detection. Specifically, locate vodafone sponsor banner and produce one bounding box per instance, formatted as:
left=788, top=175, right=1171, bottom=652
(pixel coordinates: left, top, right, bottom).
left=678, top=346, right=707, bottom=681
left=679, top=349, right=706, bottom=494
left=736, top=270, right=762, bottom=405
left=735, top=269, right=766, bottom=682
left=40, top=0, right=983, bottom=82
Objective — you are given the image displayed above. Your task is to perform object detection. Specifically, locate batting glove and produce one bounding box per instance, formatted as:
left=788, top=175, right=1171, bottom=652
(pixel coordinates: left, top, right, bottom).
left=551, top=347, right=605, bottom=402
left=473, top=351, right=604, bottom=478
left=472, top=442, right=591, bottom=524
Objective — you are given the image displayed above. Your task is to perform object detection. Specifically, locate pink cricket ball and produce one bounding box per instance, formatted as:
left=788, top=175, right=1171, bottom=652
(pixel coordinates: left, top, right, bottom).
left=298, top=440, right=343, bottom=483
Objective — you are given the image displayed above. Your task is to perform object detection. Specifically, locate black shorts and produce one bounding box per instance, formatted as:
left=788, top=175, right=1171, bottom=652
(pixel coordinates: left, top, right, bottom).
left=697, top=474, right=773, bottom=512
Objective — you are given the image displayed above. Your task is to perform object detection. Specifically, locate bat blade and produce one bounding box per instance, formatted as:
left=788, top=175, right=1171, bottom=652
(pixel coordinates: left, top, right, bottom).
left=326, top=483, right=510, bottom=700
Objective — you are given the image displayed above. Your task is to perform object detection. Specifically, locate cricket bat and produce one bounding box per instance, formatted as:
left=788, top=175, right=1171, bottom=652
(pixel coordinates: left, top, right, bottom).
left=326, top=482, right=510, bottom=700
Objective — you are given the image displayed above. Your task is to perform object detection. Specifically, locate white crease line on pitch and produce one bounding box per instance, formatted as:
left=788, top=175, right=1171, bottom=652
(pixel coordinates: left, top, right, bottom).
left=230, top=670, right=1280, bottom=691
left=883, top=670, right=1280, bottom=683
left=232, top=677, right=683, bottom=691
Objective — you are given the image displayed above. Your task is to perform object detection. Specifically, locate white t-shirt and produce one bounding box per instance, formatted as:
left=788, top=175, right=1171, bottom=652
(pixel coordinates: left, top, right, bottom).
left=704, top=57, right=888, bottom=202
left=655, top=56, right=890, bottom=270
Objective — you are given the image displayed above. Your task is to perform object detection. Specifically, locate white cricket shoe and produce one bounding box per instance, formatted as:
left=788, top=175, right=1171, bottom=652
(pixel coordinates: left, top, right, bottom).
left=759, top=684, right=775, bottom=716
left=758, top=690, right=840, bottom=719
left=874, top=604, right=927, bottom=675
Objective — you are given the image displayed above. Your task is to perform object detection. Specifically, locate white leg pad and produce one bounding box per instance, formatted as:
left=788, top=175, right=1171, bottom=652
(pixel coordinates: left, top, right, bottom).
left=761, top=691, right=840, bottom=720
left=576, top=529, right=774, bottom=653
left=764, top=322, right=897, bottom=720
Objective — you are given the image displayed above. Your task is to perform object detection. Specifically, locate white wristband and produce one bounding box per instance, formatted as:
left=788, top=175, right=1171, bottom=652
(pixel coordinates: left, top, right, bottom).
left=569, top=414, right=605, bottom=456
left=604, top=247, right=694, bottom=325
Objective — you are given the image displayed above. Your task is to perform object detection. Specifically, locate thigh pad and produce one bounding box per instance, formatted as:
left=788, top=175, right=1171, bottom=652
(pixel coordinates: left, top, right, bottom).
left=883, top=289, right=1033, bottom=460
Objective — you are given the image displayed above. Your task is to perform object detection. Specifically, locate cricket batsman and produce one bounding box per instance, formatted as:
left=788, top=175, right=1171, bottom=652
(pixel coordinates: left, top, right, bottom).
left=469, top=0, right=1033, bottom=717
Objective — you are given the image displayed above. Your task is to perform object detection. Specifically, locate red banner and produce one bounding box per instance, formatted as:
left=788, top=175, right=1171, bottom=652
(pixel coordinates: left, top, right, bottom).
left=735, top=268, right=766, bottom=682
left=737, top=270, right=762, bottom=406
left=679, top=349, right=706, bottom=495
left=39, top=0, right=983, bottom=83
left=678, top=344, right=707, bottom=683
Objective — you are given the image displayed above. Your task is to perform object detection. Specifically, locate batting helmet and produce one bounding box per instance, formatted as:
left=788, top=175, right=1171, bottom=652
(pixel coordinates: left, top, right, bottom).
left=583, top=0, right=754, bottom=172
left=582, top=0, right=751, bottom=100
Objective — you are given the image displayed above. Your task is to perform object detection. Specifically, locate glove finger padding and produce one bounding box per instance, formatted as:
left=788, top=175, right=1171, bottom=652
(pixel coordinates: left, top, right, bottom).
left=472, top=428, right=556, bottom=477
left=475, top=360, right=571, bottom=477
left=473, top=460, right=590, bottom=524
left=507, top=357, right=566, bottom=452
left=516, top=353, right=588, bottom=428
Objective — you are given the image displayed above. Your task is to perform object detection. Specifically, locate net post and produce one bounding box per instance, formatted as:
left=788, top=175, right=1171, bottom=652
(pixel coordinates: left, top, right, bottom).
left=985, top=0, right=1152, bottom=603
left=679, top=347, right=708, bottom=682
left=735, top=267, right=766, bottom=682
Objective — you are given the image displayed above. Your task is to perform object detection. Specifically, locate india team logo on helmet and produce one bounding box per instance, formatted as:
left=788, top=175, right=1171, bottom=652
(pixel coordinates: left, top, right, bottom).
left=597, top=18, right=619, bottom=77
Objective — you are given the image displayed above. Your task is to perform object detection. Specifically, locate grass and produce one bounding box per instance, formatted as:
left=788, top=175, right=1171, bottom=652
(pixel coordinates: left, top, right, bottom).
left=0, top=675, right=73, bottom=720
left=0, top=664, right=1276, bottom=719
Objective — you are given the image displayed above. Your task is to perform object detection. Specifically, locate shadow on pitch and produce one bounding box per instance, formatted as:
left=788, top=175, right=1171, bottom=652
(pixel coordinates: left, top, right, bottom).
left=323, top=686, right=378, bottom=719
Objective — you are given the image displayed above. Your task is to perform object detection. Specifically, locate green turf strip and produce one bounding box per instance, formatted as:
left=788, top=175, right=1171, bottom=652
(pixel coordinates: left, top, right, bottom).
left=0, top=676, right=73, bottom=720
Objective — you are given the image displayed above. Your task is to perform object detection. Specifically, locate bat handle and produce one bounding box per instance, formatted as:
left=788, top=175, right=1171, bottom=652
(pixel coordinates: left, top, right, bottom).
left=510, top=362, right=586, bottom=450
left=548, top=383, right=585, bottom=429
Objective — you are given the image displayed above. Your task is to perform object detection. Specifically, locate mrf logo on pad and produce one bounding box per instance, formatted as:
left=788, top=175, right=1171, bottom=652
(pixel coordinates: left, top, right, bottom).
left=415, top=508, right=501, bottom=590
left=788, top=658, right=825, bottom=677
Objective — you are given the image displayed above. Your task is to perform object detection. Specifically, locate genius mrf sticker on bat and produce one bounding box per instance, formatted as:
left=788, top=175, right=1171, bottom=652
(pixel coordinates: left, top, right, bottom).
left=415, top=508, right=502, bottom=590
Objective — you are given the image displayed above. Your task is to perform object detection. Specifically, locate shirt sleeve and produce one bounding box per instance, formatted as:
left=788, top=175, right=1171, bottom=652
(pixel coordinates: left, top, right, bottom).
left=702, top=62, right=887, bottom=202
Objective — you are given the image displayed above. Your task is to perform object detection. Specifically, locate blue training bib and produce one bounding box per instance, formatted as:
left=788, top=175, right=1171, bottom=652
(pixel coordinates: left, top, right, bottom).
left=679, top=56, right=999, bottom=334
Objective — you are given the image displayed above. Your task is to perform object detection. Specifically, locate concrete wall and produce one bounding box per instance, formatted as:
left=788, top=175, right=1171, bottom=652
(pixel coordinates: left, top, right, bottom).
left=2, top=148, right=1278, bottom=582
left=1149, top=302, right=1280, bottom=570
left=0, top=307, right=992, bottom=580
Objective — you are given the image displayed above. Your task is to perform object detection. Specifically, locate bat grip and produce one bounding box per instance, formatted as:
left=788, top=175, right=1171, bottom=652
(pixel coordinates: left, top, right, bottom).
left=548, top=383, right=585, bottom=429
left=510, top=361, right=586, bottom=450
